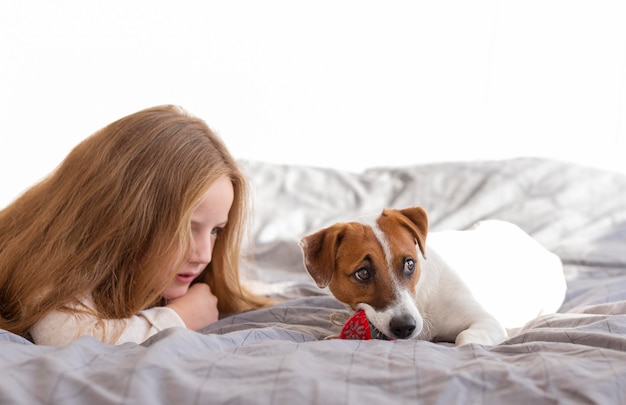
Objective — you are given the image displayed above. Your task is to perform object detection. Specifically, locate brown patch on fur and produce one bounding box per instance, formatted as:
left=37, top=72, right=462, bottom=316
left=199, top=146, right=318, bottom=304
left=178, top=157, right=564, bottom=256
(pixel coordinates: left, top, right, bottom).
left=301, top=222, right=394, bottom=310
left=377, top=207, right=429, bottom=296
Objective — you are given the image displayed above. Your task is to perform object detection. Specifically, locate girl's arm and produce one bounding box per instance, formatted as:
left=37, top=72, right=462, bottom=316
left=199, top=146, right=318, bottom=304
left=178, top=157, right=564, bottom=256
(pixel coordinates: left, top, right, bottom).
left=30, top=300, right=186, bottom=346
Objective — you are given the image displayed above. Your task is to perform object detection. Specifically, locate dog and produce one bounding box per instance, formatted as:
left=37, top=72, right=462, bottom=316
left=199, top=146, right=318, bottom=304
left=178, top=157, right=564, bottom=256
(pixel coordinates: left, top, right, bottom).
left=299, top=206, right=566, bottom=345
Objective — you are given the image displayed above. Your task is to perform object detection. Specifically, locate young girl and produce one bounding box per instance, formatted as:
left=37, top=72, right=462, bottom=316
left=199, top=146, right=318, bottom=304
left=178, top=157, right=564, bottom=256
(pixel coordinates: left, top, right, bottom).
left=0, top=105, right=271, bottom=345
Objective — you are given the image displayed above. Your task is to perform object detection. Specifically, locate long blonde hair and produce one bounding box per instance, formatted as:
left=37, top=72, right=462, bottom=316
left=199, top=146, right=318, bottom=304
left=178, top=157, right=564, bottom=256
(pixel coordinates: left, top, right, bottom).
left=0, top=105, right=269, bottom=339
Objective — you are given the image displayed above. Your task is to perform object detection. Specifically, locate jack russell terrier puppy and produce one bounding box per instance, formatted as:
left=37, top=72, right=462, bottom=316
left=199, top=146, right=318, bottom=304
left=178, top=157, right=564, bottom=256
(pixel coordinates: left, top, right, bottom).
left=300, top=206, right=566, bottom=345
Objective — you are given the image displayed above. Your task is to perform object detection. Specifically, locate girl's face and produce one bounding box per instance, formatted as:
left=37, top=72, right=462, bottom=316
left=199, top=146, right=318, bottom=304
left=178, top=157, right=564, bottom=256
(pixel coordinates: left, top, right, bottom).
left=162, top=175, right=234, bottom=300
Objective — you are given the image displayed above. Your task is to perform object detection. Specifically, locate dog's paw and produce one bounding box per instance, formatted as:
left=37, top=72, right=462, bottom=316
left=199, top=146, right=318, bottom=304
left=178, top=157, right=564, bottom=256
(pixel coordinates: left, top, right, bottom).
left=339, top=310, right=393, bottom=340
left=455, top=327, right=506, bottom=346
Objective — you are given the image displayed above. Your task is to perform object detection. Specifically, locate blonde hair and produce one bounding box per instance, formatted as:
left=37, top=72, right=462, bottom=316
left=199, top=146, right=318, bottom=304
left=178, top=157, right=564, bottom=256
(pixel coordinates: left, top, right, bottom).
left=0, top=105, right=269, bottom=339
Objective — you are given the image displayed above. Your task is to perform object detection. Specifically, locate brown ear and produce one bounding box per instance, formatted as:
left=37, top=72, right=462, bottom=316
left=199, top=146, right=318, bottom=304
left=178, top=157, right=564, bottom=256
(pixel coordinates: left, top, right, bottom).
left=396, top=206, right=429, bottom=256
left=299, top=224, right=346, bottom=288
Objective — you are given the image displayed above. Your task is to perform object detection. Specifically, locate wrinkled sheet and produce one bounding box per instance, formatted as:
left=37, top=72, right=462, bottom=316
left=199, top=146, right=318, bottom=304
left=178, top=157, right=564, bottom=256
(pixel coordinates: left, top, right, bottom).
left=2, top=157, right=626, bottom=404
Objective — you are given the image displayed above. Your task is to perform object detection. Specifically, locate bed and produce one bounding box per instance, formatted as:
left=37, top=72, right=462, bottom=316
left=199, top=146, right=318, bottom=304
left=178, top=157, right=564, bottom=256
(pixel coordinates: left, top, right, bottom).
left=2, top=157, right=626, bottom=403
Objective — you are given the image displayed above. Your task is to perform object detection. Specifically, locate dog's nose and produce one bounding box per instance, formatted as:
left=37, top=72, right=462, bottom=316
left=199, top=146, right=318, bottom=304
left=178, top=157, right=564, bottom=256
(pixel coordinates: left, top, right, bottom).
left=390, top=315, right=416, bottom=339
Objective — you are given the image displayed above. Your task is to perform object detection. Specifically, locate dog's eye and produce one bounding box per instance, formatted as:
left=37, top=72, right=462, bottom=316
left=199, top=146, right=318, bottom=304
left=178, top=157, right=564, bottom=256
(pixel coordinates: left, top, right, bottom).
left=403, top=259, right=416, bottom=276
left=353, top=268, right=371, bottom=282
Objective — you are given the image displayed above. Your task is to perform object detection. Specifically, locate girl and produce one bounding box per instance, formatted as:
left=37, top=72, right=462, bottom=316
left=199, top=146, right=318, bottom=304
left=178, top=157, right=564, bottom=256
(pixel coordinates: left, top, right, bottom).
left=0, top=105, right=270, bottom=345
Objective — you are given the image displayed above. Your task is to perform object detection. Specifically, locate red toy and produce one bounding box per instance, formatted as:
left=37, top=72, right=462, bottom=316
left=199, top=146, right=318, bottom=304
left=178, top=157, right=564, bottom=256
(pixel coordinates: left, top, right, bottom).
left=339, top=309, right=393, bottom=340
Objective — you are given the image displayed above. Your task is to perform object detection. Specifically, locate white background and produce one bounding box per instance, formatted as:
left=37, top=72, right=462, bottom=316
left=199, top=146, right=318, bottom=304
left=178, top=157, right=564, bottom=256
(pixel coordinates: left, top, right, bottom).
left=1, top=1, right=626, bottom=208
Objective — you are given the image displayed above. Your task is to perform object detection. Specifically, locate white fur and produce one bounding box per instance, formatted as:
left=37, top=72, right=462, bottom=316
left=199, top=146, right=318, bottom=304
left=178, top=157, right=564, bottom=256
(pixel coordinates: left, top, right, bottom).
left=360, top=219, right=566, bottom=345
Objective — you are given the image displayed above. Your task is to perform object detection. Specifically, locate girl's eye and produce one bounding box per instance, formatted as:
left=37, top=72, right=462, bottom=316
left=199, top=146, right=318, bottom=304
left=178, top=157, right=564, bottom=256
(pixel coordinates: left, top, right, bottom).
left=353, top=268, right=371, bottom=282
left=403, top=258, right=415, bottom=276
left=211, top=227, right=224, bottom=236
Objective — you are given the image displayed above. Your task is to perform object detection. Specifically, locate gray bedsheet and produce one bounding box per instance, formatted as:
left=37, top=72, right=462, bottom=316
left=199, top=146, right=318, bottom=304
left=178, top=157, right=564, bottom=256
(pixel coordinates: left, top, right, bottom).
left=2, top=157, right=626, bottom=404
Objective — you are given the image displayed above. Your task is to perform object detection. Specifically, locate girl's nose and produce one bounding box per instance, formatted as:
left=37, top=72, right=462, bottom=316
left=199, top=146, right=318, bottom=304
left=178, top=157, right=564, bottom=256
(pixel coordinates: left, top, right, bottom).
left=190, top=234, right=213, bottom=265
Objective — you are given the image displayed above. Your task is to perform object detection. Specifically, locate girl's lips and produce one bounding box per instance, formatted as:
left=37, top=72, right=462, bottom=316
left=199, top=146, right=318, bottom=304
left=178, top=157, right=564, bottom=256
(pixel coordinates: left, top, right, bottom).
left=176, top=273, right=198, bottom=284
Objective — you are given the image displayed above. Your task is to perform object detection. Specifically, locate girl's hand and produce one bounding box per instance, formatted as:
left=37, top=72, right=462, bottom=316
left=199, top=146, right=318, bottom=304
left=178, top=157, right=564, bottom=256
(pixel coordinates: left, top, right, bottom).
left=166, top=283, right=219, bottom=331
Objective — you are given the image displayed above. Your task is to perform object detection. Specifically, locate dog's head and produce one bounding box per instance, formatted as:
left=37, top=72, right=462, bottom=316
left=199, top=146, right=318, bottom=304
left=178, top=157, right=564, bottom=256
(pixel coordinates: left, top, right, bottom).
left=299, top=206, right=428, bottom=339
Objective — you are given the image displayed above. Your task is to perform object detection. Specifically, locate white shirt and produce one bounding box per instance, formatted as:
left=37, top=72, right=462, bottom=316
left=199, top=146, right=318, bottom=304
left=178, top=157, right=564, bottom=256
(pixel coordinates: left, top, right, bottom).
left=30, top=297, right=186, bottom=345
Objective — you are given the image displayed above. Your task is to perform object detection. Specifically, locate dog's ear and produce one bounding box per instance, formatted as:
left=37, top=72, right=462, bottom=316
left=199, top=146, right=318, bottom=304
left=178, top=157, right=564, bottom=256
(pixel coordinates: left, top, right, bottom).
left=397, top=206, right=429, bottom=257
left=299, top=224, right=345, bottom=288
